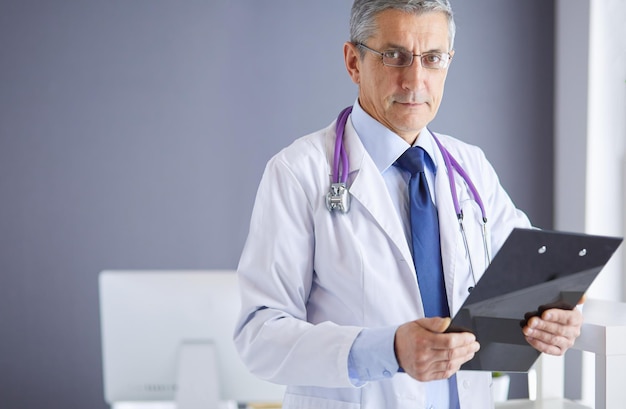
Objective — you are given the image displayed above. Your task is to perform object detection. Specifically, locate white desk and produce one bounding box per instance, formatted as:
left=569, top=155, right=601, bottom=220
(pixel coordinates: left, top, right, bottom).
left=111, top=400, right=280, bottom=409
left=497, top=299, right=626, bottom=409
left=571, top=299, right=626, bottom=409
left=496, top=398, right=589, bottom=409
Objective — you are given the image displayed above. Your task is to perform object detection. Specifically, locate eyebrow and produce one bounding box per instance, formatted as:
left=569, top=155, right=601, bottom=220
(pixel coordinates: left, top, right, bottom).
left=381, top=42, right=447, bottom=54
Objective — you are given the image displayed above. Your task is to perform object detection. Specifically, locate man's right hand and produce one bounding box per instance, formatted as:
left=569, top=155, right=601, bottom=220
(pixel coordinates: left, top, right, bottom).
left=394, top=317, right=480, bottom=382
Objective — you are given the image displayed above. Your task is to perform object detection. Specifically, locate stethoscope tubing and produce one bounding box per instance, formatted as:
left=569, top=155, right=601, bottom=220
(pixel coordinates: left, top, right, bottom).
left=430, top=129, right=487, bottom=223
left=330, top=106, right=492, bottom=287
left=333, top=106, right=352, bottom=184
left=332, top=106, right=487, bottom=222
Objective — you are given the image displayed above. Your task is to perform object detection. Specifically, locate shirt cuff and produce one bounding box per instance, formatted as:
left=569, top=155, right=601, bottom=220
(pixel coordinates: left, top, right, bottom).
left=348, top=325, right=400, bottom=386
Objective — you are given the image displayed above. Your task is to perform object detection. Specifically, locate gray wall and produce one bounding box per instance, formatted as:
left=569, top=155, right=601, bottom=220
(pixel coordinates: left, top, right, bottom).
left=0, top=1, right=553, bottom=408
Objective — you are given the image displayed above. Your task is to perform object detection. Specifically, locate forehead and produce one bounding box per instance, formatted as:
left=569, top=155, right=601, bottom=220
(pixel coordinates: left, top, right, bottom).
left=371, top=9, right=450, bottom=49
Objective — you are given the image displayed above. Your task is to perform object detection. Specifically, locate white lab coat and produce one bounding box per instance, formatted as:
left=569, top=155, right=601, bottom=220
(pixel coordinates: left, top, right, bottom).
left=234, top=116, right=531, bottom=409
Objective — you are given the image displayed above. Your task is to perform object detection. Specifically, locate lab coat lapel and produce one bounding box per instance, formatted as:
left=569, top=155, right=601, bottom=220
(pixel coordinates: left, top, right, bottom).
left=433, top=139, right=464, bottom=314
left=340, top=121, right=415, bottom=275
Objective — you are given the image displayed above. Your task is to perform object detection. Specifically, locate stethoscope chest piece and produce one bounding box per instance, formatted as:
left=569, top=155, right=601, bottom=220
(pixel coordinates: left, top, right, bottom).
left=326, top=182, right=350, bottom=213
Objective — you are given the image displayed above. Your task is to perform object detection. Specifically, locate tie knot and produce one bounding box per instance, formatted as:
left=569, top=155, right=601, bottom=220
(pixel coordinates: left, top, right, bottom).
left=395, top=146, right=426, bottom=176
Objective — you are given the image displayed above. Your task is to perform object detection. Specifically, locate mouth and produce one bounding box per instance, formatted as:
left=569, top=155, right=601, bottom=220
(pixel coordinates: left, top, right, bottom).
left=395, top=101, right=429, bottom=108
left=393, top=94, right=430, bottom=107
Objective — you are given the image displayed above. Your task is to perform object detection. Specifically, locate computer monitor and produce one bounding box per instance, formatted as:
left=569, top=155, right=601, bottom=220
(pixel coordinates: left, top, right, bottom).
left=98, top=270, right=285, bottom=407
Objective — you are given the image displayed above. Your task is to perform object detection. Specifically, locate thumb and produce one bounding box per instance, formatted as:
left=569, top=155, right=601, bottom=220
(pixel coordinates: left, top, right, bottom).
left=419, top=316, right=451, bottom=333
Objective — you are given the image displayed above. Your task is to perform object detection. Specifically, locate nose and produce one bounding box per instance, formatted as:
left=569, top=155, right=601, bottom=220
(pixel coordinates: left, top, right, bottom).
left=401, top=59, right=427, bottom=92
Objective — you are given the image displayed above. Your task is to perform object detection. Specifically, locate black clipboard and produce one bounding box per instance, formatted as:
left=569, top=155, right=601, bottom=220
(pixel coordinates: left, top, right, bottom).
left=446, top=228, right=622, bottom=372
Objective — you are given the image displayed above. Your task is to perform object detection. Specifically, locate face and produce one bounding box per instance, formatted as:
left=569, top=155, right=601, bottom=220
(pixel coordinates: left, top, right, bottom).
left=344, top=9, right=453, bottom=144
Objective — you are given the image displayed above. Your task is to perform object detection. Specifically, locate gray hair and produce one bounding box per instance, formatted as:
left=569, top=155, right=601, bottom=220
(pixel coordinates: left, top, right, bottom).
left=350, top=0, right=456, bottom=51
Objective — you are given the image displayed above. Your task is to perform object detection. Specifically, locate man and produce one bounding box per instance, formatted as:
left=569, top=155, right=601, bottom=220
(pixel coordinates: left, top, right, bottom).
left=234, top=1, right=582, bottom=408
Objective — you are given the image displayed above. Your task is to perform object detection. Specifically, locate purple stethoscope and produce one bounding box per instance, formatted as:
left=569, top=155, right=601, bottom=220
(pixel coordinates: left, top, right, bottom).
left=326, top=106, right=492, bottom=283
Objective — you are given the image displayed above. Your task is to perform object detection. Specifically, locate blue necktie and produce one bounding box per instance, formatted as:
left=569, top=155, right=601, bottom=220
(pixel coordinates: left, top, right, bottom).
left=395, top=147, right=450, bottom=317
left=395, top=148, right=460, bottom=408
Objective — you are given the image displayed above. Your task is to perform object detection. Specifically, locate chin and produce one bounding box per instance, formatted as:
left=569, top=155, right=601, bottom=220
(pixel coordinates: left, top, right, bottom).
left=394, top=119, right=428, bottom=133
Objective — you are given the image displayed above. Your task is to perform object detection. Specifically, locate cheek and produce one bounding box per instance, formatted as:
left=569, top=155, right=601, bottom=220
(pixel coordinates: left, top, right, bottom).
left=376, top=77, right=400, bottom=104
left=365, top=79, right=389, bottom=107
left=433, top=76, right=448, bottom=99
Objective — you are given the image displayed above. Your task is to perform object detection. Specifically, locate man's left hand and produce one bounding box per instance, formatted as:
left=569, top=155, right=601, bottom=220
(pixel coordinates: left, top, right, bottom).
left=522, top=306, right=583, bottom=355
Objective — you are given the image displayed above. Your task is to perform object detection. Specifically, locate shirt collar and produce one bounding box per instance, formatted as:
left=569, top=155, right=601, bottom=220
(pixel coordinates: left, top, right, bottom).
left=350, top=100, right=438, bottom=174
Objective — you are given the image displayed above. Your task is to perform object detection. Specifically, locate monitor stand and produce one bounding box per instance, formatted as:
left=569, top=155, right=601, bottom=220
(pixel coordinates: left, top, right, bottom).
left=176, top=340, right=223, bottom=409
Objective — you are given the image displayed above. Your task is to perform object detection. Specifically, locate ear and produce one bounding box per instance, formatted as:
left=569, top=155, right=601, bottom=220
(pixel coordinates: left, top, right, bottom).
left=344, top=42, right=361, bottom=85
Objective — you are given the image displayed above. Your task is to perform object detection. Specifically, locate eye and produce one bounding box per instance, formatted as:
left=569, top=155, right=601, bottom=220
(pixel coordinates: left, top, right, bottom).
left=422, top=53, right=444, bottom=68
left=382, top=49, right=410, bottom=66
left=383, top=49, right=402, bottom=60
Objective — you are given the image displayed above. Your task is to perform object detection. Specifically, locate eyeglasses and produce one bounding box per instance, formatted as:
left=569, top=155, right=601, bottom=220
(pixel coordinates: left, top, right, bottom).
left=356, top=43, right=452, bottom=69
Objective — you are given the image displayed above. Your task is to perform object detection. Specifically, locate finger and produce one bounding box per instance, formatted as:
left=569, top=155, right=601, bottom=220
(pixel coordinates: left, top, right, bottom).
left=428, top=340, right=481, bottom=369
left=416, top=318, right=476, bottom=348
left=524, top=316, right=581, bottom=341
left=524, top=335, right=566, bottom=356
left=399, top=338, right=479, bottom=380
left=428, top=339, right=480, bottom=362
left=540, top=308, right=583, bottom=326
left=419, top=316, right=452, bottom=333
left=523, top=312, right=581, bottom=354
left=524, top=323, right=576, bottom=347
left=422, top=341, right=481, bottom=380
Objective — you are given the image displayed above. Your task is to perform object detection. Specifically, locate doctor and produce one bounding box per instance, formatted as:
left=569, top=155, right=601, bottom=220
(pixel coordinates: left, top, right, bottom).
left=234, top=1, right=583, bottom=408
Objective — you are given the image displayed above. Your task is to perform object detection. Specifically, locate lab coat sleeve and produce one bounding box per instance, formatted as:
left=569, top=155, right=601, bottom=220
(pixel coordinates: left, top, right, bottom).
left=234, top=150, right=362, bottom=388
